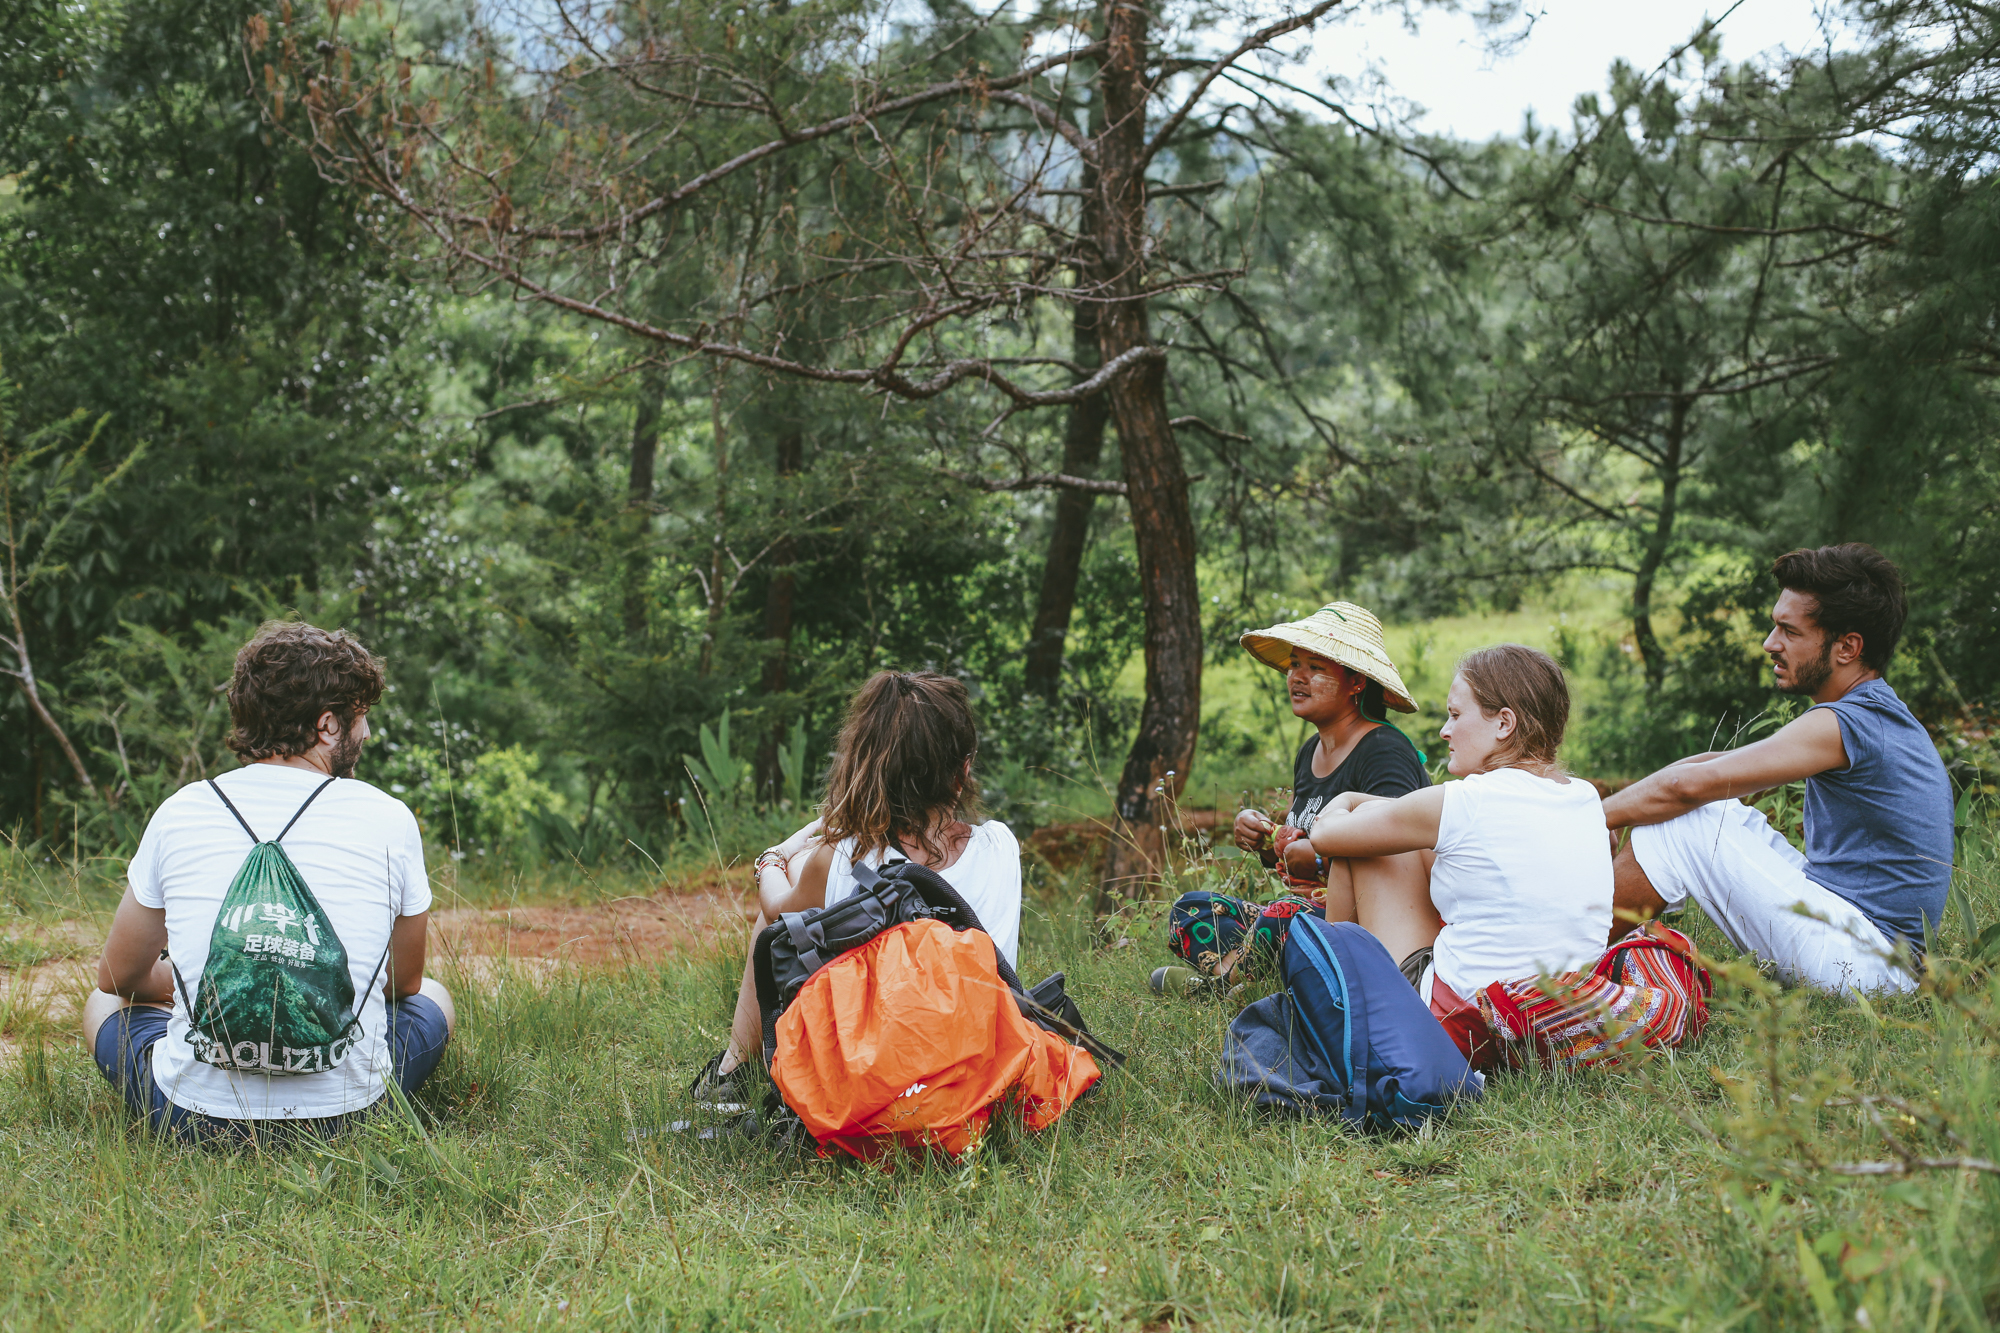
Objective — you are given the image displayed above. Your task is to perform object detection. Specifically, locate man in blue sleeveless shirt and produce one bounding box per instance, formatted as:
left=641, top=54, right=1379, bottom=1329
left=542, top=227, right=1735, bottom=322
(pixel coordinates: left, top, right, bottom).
left=1603, top=545, right=1953, bottom=995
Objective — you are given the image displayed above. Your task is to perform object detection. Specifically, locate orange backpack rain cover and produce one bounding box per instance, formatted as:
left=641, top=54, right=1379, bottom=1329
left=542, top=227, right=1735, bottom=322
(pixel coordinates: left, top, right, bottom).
left=772, top=919, right=1102, bottom=1162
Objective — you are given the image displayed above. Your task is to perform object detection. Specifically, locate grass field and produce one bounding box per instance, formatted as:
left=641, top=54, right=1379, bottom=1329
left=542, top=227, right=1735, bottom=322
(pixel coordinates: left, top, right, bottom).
left=2, top=585, right=1993, bottom=1332
left=2, top=817, right=1996, bottom=1332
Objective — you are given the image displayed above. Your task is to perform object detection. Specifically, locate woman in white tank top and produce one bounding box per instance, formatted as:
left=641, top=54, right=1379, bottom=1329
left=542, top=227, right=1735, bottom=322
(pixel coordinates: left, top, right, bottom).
left=823, top=823, right=1021, bottom=966
left=690, top=670, right=1022, bottom=1113
left=1304, top=645, right=1613, bottom=1006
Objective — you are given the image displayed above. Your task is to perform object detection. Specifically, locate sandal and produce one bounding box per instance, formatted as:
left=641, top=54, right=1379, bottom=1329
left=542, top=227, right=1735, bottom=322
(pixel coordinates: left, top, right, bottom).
left=689, top=1050, right=753, bottom=1115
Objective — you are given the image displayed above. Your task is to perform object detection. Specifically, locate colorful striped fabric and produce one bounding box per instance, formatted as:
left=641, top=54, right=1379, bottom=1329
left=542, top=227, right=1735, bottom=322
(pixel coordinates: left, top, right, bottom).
left=1474, top=922, right=1711, bottom=1070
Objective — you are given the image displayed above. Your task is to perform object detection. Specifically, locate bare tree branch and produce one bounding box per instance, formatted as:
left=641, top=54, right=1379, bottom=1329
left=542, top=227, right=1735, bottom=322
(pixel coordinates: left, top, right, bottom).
left=1169, top=414, right=1250, bottom=443
left=939, top=468, right=1129, bottom=495
left=1141, top=0, right=1348, bottom=169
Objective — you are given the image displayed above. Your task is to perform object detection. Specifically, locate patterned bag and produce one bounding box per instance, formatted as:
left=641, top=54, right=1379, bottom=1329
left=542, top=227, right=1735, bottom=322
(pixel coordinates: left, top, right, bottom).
left=1168, top=889, right=1321, bottom=980
left=170, top=779, right=390, bottom=1075
left=1474, top=922, right=1710, bottom=1070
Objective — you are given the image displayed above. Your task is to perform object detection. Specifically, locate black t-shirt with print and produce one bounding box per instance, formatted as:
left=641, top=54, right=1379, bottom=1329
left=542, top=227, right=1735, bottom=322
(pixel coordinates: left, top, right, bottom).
left=1283, top=725, right=1430, bottom=831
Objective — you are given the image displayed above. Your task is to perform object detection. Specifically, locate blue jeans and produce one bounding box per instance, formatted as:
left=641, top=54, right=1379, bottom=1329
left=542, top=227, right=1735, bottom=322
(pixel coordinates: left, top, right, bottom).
left=92, top=996, right=451, bottom=1144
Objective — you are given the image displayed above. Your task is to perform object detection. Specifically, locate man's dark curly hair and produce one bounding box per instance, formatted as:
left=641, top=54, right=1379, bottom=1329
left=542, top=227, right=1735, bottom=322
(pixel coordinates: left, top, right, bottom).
left=226, top=621, right=386, bottom=760
left=1771, top=543, right=1909, bottom=671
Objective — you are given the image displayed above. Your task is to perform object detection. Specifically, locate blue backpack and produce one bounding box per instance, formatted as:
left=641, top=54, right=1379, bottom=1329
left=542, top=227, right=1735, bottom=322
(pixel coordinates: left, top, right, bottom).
left=1219, top=916, right=1482, bottom=1130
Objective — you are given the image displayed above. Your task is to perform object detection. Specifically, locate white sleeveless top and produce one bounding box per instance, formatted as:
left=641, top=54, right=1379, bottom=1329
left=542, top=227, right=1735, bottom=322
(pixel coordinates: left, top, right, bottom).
left=823, top=821, right=1022, bottom=966
left=1424, top=767, right=1613, bottom=999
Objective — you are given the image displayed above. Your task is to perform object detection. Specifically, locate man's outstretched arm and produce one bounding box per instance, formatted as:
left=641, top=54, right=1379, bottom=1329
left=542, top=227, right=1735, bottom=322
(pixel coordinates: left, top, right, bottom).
left=1603, top=708, right=1848, bottom=830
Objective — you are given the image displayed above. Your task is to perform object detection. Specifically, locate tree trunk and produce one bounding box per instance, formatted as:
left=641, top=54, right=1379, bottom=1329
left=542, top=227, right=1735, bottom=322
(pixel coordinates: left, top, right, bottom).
left=1631, top=397, right=1686, bottom=692
left=2, top=587, right=95, bottom=799
left=754, top=426, right=804, bottom=795
left=1093, top=0, right=1203, bottom=916
left=1024, top=304, right=1110, bottom=703
left=623, top=373, right=664, bottom=639
left=698, top=365, right=728, bottom=676
left=1024, top=73, right=1111, bottom=705
left=11, top=672, right=94, bottom=798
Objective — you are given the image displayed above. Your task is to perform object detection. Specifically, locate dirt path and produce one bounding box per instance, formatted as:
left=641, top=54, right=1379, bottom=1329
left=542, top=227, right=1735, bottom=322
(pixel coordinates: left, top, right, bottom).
left=0, top=877, right=759, bottom=1064
left=429, top=883, right=751, bottom=971
left=0, top=816, right=1179, bottom=1059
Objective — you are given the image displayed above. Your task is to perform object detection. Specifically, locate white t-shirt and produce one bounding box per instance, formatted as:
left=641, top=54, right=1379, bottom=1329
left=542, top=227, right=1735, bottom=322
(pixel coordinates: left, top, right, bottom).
left=823, top=821, right=1022, bottom=967
left=128, top=765, right=432, bottom=1120
left=1425, top=767, right=1612, bottom=999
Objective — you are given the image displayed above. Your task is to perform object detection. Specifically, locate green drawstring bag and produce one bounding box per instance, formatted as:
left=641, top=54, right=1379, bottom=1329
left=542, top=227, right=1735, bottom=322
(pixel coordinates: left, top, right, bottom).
left=170, top=778, right=390, bottom=1075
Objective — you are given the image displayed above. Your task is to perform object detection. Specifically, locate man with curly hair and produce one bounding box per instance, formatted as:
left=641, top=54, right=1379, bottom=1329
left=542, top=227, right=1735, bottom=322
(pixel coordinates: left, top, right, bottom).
left=84, top=621, right=454, bottom=1141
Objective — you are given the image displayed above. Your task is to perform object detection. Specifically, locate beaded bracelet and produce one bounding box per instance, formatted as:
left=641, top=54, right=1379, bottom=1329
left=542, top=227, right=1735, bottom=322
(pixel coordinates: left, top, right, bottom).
left=753, top=848, right=787, bottom=879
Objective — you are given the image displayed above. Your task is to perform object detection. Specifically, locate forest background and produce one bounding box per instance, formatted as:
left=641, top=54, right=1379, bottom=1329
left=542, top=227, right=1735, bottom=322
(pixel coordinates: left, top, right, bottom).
left=4, top=0, right=2000, bottom=881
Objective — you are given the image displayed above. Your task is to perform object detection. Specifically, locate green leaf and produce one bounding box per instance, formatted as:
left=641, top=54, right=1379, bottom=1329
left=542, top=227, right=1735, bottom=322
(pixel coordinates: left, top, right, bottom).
left=1955, top=883, right=1980, bottom=953
left=698, top=719, right=742, bottom=791
left=778, top=717, right=807, bottom=805
left=1796, top=1232, right=1841, bottom=1330
left=1839, top=1244, right=1888, bottom=1283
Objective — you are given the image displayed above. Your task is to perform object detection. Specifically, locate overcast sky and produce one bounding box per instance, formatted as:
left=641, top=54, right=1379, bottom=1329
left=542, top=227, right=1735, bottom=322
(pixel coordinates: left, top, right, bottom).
left=1293, top=0, right=1842, bottom=142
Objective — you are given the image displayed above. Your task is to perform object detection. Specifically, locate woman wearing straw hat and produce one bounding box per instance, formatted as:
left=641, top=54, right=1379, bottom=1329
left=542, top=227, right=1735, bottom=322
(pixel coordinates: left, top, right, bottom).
left=1155, top=602, right=1432, bottom=997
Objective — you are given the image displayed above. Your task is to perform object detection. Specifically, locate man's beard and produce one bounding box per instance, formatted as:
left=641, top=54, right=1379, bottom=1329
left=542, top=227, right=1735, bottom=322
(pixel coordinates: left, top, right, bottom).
left=1778, top=637, right=1835, bottom=696
left=328, top=725, right=365, bottom=779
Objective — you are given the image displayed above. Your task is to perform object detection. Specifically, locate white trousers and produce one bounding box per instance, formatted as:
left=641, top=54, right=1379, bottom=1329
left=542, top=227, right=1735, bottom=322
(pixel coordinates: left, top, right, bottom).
left=1630, top=799, right=1913, bottom=996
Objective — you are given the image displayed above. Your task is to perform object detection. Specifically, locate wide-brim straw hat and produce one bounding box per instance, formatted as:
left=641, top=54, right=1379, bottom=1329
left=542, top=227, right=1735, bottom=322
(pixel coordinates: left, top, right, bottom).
left=1240, top=601, right=1418, bottom=713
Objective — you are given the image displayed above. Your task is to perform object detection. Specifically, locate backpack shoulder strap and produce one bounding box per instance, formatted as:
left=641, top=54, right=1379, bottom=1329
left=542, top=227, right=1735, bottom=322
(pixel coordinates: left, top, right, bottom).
left=854, top=844, right=1020, bottom=972
left=168, top=958, right=198, bottom=1016
left=205, top=775, right=336, bottom=843
left=275, top=777, right=338, bottom=842
left=206, top=779, right=261, bottom=843
left=879, top=846, right=1037, bottom=1003
left=1320, top=924, right=1375, bottom=1129
left=881, top=838, right=991, bottom=929
left=355, top=933, right=397, bottom=1021
left=779, top=911, right=825, bottom=979
left=848, top=852, right=882, bottom=891
left=344, top=849, right=408, bottom=1049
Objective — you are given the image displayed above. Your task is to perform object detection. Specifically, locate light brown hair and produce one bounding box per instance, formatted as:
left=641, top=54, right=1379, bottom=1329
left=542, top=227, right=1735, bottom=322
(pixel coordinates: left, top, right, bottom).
left=226, top=621, right=385, bottom=760
left=819, top=670, right=981, bottom=861
left=1455, top=644, right=1569, bottom=770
